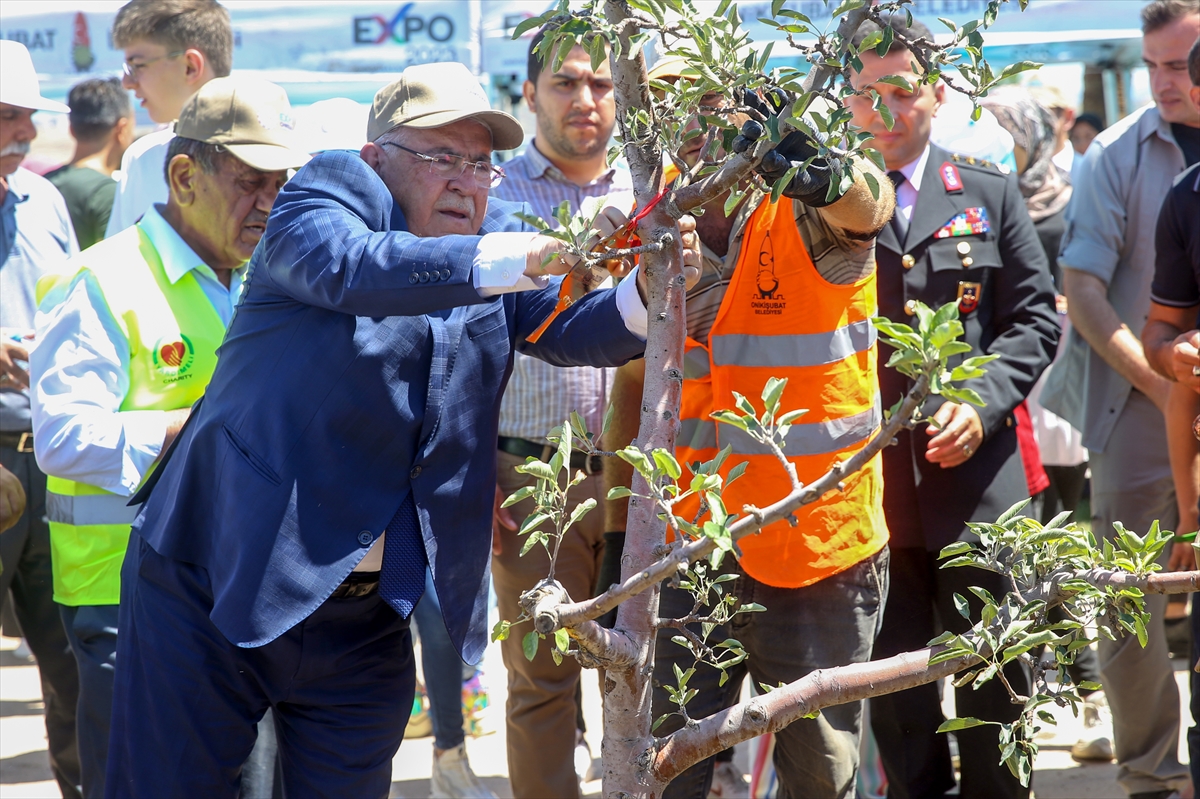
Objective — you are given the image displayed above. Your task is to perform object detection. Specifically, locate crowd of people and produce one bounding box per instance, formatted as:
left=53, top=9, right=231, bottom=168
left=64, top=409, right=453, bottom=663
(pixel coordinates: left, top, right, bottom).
left=0, top=1, right=1197, bottom=798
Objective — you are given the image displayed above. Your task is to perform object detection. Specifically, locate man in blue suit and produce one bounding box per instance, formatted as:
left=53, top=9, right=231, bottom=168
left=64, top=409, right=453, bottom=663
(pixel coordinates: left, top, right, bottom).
left=104, top=62, right=700, bottom=798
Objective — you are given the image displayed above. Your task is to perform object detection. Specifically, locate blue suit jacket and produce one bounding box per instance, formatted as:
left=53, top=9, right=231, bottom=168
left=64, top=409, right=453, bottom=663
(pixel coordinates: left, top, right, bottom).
left=132, top=151, right=644, bottom=662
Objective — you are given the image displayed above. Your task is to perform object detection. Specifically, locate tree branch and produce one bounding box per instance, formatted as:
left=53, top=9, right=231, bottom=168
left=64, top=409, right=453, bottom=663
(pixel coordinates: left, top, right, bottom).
left=652, top=645, right=975, bottom=786
left=548, top=375, right=931, bottom=630
left=649, top=561, right=1200, bottom=785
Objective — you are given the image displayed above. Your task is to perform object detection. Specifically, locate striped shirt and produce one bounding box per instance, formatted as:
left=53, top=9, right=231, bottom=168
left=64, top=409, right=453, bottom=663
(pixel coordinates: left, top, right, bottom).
left=686, top=191, right=877, bottom=345
left=491, top=141, right=635, bottom=444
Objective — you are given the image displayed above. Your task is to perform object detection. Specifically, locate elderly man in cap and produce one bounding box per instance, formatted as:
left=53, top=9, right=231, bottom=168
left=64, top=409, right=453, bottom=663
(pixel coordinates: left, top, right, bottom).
left=104, top=62, right=700, bottom=797
left=30, top=75, right=309, bottom=798
left=0, top=39, right=84, bottom=799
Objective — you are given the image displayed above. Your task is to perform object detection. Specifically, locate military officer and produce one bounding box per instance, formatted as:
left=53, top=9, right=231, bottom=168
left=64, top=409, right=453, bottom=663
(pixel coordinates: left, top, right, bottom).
left=847, top=14, right=1059, bottom=799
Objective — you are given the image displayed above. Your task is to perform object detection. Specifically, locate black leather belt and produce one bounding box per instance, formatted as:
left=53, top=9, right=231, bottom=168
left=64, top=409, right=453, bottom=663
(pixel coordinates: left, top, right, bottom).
left=0, top=432, right=34, bottom=453
left=498, top=435, right=603, bottom=474
left=330, top=571, right=379, bottom=599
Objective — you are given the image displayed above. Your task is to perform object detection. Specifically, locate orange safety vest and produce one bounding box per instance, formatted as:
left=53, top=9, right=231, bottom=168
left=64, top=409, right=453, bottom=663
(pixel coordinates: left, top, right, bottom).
left=675, top=194, right=888, bottom=588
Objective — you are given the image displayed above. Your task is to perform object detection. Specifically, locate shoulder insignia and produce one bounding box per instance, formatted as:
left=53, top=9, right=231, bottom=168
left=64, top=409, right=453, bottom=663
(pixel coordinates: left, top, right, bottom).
left=939, top=161, right=964, bottom=194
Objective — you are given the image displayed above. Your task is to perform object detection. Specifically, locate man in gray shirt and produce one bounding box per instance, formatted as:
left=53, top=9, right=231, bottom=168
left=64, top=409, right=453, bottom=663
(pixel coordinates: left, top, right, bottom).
left=0, top=39, right=82, bottom=799
left=1042, top=2, right=1200, bottom=797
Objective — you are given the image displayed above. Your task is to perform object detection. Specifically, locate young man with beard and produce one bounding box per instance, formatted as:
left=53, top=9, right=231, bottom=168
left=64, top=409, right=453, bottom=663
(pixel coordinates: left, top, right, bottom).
left=487, top=28, right=633, bottom=798
left=1042, top=3, right=1200, bottom=796
left=31, top=77, right=310, bottom=798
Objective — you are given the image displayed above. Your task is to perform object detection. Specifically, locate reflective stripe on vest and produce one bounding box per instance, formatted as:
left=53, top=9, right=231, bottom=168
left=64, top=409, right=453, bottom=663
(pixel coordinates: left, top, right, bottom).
left=675, top=195, right=888, bottom=588
left=46, top=491, right=140, bottom=526
left=36, top=224, right=226, bottom=605
left=679, top=398, right=882, bottom=458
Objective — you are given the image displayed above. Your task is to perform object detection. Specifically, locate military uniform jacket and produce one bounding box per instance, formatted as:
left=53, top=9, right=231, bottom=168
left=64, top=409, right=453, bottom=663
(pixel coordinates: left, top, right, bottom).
left=876, top=144, right=1059, bottom=551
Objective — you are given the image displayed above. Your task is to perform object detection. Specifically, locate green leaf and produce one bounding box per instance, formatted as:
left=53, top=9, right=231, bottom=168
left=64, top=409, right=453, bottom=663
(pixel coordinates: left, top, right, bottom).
left=652, top=713, right=673, bottom=732
left=516, top=460, right=555, bottom=481
left=939, top=541, right=975, bottom=558
left=522, top=630, right=540, bottom=661
left=998, top=60, right=1041, bottom=82
left=567, top=498, right=598, bottom=530
left=555, top=627, right=570, bottom=653
left=491, top=619, right=512, bottom=642
left=512, top=13, right=549, bottom=40
left=652, top=448, right=683, bottom=480
left=1079, top=681, right=1103, bottom=692
left=937, top=717, right=990, bottom=732
left=501, top=486, right=536, bottom=508
left=607, top=486, right=633, bottom=500
left=518, top=512, right=552, bottom=537
left=875, top=74, right=914, bottom=92
left=829, top=0, right=866, bottom=18
left=762, top=377, right=788, bottom=417
left=952, top=592, right=971, bottom=620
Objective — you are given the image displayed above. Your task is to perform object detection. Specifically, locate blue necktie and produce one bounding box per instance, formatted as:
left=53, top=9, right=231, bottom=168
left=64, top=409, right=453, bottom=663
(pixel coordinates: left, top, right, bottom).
left=379, top=494, right=427, bottom=618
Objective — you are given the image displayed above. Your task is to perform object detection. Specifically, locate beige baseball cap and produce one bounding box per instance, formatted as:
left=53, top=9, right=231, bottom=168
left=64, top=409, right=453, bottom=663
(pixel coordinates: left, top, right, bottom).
left=367, top=62, right=523, bottom=150
left=174, top=76, right=311, bottom=172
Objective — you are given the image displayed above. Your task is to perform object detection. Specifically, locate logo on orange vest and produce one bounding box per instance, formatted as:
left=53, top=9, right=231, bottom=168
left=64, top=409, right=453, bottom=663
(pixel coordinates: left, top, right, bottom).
left=152, top=334, right=195, bottom=381
left=956, top=281, right=981, bottom=314
left=752, top=230, right=787, bottom=314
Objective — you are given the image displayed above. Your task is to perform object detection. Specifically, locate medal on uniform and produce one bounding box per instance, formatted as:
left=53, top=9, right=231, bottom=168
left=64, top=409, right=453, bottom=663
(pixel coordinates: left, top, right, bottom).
left=956, top=281, right=982, bottom=314
left=934, top=207, right=990, bottom=239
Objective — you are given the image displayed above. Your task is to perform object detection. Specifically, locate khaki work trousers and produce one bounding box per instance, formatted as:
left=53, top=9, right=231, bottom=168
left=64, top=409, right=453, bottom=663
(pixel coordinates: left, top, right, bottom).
left=1090, top=390, right=1188, bottom=796
left=493, top=449, right=606, bottom=799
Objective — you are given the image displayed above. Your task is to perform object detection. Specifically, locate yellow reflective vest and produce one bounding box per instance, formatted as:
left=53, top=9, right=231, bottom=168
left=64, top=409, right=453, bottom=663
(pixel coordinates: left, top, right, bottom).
left=35, top=224, right=225, bottom=605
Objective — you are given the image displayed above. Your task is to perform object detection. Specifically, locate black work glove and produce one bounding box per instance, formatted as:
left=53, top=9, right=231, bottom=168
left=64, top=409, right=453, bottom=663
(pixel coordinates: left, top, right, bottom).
left=595, top=530, right=626, bottom=629
left=730, top=88, right=844, bottom=208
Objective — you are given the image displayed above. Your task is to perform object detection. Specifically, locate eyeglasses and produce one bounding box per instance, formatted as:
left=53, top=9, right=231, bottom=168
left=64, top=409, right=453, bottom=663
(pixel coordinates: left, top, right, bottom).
left=122, top=50, right=185, bottom=81
left=379, top=141, right=505, bottom=188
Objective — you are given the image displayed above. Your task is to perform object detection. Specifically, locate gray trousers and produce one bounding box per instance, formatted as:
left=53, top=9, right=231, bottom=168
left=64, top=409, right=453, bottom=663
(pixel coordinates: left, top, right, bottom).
left=1090, top=390, right=1188, bottom=796
left=654, top=547, right=890, bottom=799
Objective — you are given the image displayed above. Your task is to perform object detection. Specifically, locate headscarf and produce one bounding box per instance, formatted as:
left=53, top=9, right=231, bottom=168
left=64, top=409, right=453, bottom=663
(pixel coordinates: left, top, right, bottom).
left=980, top=88, right=1072, bottom=222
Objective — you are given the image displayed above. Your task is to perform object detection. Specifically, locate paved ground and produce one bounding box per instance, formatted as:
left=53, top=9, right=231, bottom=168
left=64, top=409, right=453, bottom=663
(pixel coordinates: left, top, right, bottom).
left=0, top=633, right=1190, bottom=798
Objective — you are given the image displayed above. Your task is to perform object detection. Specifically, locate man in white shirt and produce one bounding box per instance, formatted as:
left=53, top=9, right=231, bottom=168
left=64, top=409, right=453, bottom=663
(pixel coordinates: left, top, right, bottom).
left=0, top=38, right=82, bottom=799
left=104, top=0, right=232, bottom=238
left=31, top=76, right=309, bottom=798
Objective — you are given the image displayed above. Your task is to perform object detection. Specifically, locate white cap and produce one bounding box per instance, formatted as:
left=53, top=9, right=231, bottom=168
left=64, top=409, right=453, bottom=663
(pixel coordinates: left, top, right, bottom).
left=0, top=41, right=69, bottom=113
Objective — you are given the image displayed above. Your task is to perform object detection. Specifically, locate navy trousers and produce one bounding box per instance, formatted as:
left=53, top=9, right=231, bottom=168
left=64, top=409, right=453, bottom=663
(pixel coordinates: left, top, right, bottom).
left=105, top=535, right=415, bottom=798
left=59, top=604, right=118, bottom=798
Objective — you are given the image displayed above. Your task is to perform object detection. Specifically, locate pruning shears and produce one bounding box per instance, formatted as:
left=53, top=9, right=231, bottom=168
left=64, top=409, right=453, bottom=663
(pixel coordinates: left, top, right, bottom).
left=525, top=184, right=672, bottom=344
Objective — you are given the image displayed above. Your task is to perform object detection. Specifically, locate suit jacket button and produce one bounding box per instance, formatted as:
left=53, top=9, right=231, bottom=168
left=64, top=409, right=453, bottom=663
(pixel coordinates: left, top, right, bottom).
left=420, top=271, right=430, bottom=283
left=904, top=299, right=918, bottom=316
left=409, top=273, right=419, bottom=284
left=357, top=531, right=373, bottom=546
left=901, top=254, right=915, bottom=269
left=1006, top=416, right=1014, bottom=428
left=961, top=256, right=974, bottom=268
left=410, top=465, right=422, bottom=478
left=956, top=241, right=972, bottom=255
left=440, top=269, right=451, bottom=280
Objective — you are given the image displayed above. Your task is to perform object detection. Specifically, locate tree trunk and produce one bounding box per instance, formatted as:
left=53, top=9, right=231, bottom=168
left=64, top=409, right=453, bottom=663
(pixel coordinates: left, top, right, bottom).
left=599, top=1, right=688, bottom=794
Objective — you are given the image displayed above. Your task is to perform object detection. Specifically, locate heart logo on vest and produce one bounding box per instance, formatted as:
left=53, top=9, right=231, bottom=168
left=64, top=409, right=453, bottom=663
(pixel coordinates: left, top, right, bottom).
left=152, top=335, right=196, bottom=379
left=160, top=341, right=185, bottom=367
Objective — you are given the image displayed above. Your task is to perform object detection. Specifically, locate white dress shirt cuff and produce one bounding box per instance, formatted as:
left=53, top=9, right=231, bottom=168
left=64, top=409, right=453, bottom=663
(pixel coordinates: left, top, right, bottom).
left=615, top=266, right=648, bottom=340
left=474, top=232, right=548, bottom=296
left=119, top=410, right=170, bottom=494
